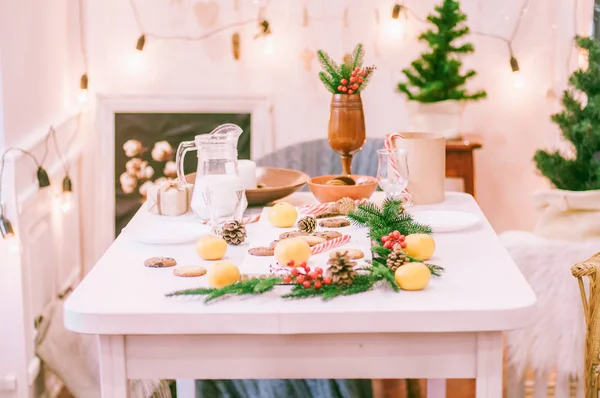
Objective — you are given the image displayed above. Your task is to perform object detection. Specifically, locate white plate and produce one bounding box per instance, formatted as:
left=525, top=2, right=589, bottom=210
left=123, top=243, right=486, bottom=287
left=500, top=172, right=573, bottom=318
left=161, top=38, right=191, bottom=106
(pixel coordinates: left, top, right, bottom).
left=409, top=210, right=480, bottom=233
left=121, top=211, right=211, bottom=245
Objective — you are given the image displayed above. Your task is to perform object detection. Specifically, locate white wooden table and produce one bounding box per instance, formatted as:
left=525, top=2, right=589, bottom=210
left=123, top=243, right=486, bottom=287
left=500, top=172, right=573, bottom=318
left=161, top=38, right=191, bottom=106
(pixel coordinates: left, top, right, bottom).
left=64, top=192, right=536, bottom=398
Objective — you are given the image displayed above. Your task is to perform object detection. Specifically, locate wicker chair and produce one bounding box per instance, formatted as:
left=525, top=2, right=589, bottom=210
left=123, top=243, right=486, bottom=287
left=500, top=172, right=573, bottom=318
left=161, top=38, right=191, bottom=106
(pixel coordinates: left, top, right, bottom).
left=572, top=252, right=600, bottom=398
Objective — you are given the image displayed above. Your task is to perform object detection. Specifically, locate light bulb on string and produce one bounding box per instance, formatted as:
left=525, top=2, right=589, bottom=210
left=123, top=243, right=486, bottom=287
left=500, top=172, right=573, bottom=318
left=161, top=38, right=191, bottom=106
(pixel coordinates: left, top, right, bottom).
left=386, top=3, right=408, bottom=40
left=55, top=176, right=73, bottom=213
left=254, top=19, right=274, bottom=56
left=78, top=74, right=88, bottom=104
left=510, top=55, right=524, bottom=89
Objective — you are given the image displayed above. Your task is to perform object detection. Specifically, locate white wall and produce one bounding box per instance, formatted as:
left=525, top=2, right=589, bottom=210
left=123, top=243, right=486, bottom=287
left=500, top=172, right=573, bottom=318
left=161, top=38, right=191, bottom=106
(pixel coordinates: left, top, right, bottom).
left=0, top=0, right=85, bottom=397
left=84, top=0, right=592, bottom=232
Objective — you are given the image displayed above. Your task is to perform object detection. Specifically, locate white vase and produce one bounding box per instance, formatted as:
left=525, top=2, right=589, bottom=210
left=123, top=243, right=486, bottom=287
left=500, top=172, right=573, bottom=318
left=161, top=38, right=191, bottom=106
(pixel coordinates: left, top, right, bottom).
left=407, top=100, right=465, bottom=140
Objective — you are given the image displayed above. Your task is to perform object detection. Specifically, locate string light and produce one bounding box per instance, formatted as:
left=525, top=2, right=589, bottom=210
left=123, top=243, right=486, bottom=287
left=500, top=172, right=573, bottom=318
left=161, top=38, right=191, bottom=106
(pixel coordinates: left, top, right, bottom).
left=77, top=0, right=89, bottom=104
left=386, top=3, right=408, bottom=40
left=136, top=34, right=146, bottom=51
left=79, top=74, right=88, bottom=104
left=56, top=176, right=73, bottom=213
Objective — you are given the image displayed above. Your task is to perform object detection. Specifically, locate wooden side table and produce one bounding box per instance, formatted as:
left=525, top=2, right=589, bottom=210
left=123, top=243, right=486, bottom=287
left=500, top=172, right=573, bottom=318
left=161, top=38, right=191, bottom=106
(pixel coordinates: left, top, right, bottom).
left=445, top=134, right=483, bottom=197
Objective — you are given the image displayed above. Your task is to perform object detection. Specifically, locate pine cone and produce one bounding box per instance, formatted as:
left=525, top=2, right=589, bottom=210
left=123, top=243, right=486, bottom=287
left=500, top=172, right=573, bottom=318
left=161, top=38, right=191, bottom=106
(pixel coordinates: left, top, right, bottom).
left=221, top=220, right=247, bottom=245
left=336, top=197, right=356, bottom=215
left=327, top=251, right=357, bottom=285
left=297, top=216, right=317, bottom=234
left=386, top=246, right=408, bottom=272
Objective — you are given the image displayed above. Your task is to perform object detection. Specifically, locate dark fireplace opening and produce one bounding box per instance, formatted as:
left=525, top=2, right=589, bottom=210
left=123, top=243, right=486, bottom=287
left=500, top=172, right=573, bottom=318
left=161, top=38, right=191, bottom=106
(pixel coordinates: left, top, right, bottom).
left=114, top=113, right=252, bottom=236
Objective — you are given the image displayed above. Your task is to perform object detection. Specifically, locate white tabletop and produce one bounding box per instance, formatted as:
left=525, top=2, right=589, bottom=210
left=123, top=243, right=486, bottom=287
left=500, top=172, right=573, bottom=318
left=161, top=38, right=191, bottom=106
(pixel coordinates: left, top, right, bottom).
left=65, top=192, right=536, bottom=335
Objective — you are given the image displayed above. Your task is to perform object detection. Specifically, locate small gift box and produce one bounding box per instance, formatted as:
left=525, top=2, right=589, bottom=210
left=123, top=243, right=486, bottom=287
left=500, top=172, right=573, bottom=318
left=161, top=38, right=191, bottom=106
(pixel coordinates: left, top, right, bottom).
left=147, top=180, right=192, bottom=216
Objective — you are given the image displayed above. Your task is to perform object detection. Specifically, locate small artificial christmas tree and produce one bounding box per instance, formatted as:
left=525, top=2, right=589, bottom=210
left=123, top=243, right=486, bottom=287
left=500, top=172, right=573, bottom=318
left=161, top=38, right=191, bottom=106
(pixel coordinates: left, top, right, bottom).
left=397, top=0, right=486, bottom=103
left=534, top=37, right=600, bottom=191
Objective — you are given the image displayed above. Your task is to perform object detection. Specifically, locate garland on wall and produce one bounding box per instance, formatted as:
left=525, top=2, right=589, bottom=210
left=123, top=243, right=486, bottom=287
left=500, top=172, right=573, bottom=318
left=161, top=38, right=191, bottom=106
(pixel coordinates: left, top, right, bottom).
left=125, top=0, right=579, bottom=83
left=0, top=0, right=87, bottom=250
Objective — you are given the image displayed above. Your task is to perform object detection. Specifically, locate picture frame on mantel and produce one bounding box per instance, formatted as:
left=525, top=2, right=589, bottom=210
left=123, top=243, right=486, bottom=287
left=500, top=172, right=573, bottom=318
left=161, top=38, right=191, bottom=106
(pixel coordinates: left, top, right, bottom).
left=91, top=95, right=273, bottom=264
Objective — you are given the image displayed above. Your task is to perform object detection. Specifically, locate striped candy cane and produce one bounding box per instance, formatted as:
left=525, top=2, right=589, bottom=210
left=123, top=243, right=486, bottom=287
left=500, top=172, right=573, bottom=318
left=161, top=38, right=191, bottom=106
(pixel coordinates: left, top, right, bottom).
left=310, top=234, right=351, bottom=255
left=199, top=214, right=261, bottom=225
left=384, top=133, right=404, bottom=178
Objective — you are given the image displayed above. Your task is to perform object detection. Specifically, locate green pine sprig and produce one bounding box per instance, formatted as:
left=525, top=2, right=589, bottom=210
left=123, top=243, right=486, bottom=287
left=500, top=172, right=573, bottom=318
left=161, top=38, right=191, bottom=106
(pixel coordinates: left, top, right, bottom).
left=347, top=199, right=432, bottom=242
left=317, top=43, right=376, bottom=94
left=166, top=277, right=281, bottom=303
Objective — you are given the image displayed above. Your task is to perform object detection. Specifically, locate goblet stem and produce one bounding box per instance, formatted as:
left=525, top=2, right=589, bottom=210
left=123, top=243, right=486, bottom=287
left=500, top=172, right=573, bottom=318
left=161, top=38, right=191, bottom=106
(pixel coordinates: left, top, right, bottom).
left=340, top=155, right=353, bottom=175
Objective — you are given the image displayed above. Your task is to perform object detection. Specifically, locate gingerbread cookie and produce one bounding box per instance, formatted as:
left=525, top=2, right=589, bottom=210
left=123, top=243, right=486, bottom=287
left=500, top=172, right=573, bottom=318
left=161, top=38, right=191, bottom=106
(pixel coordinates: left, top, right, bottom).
left=299, top=235, right=327, bottom=247
left=269, top=240, right=280, bottom=249
left=248, top=247, right=275, bottom=256
left=319, top=218, right=350, bottom=228
left=312, top=231, right=343, bottom=241
left=144, top=257, right=177, bottom=268
left=173, top=266, right=207, bottom=277
left=279, top=230, right=308, bottom=239
left=329, top=249, right=364, bottom=260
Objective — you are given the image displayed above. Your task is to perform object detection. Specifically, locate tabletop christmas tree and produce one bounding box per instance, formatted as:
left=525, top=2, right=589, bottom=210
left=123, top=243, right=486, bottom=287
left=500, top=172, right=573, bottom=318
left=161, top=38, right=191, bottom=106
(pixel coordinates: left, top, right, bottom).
left=534, top=37, right=600, bottom=191
left=397, top=0, right=486, bottom=103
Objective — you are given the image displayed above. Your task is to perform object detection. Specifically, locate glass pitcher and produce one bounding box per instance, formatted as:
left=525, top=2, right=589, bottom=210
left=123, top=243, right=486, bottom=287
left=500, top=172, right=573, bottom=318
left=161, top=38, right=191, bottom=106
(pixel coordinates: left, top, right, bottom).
left=176, top=123, right=248, bottom=220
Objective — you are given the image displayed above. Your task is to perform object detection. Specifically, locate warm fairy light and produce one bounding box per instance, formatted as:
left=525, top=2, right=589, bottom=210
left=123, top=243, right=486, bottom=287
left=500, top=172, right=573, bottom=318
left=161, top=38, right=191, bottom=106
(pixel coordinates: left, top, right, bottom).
left=385, top=18, right=406, bottom=39
left=55, top=191, right=73, bottom=213
left=57, top=176, right=74, bottom=213
left=126, top=50, right=145, bottom=74
left=512, top=70, right=524, bottom=89
left=262, top=35, right=275, bottom=55
left=387, top=3, right=407, bottom=40
left=79, top=74, right=89, bottom=104
left=78, top=88, right=88, bottom=104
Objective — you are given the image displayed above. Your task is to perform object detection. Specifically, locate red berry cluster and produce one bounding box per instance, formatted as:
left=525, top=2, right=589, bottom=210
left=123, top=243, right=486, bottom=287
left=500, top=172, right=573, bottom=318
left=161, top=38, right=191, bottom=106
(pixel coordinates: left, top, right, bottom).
left=283, top=260, right=332, bottom=289
left=381, top=230, right=406, bottom=250
left=337, top=67, right=366, bottom=95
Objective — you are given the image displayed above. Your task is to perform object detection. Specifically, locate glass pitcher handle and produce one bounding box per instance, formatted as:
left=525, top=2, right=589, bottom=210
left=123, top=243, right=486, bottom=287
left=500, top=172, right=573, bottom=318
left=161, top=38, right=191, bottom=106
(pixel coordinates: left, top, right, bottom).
left=176, top=141, right=197, bottom=183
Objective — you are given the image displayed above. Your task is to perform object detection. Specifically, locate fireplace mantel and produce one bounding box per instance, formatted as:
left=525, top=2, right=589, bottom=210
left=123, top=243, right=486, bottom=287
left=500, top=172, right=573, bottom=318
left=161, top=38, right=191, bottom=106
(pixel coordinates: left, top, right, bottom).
left=92, top=94, right=273, bottom=263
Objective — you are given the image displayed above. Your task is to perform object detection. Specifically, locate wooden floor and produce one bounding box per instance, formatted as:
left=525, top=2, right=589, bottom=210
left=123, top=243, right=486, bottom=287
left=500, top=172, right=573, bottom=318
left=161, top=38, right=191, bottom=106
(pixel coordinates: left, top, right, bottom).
left=372, top=379, right=477, bottom=398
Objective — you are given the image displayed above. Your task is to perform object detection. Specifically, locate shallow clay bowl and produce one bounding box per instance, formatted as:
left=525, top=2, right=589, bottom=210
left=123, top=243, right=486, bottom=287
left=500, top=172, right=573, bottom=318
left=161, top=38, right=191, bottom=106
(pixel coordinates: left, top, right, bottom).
left=308, top=174, right=378, bottom=203
left=186, top=167, right=309, bottom=206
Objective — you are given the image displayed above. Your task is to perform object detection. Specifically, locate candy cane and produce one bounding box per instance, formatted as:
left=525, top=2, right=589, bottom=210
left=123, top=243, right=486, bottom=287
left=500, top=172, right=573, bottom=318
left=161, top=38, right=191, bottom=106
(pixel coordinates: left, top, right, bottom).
left=299, top=198, right=368, bottom=216
left=310, top=234, right=351, bottom=255
left=199, top=214, right=261, bottom=225
left=384, top=133, right=404, bottom=178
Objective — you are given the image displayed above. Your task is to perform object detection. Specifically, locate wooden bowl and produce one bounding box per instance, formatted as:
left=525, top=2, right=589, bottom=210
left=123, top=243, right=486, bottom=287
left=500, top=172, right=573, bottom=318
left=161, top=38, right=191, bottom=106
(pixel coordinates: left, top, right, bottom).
left=308, top=174, right=378, bottom=203
left=185, top=167, right=309, bottom=206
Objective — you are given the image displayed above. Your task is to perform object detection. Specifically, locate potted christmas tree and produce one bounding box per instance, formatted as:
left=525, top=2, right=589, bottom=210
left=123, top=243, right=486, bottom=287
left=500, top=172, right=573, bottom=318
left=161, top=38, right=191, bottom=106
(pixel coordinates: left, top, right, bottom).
left=533, top=36, right=600, bottom=240
left=398, top=0, right=486, bottom=139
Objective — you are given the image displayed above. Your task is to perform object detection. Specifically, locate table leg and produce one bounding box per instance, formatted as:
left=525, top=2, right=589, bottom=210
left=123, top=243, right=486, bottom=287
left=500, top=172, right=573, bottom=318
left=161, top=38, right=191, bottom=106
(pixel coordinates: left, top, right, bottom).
left=427, top=379, right=446, bottom=398
left=98, top=335, right=130, bottom=398
left=176, top=379, right=197, bottom=398
left=475, top=332, right=502, bottom=398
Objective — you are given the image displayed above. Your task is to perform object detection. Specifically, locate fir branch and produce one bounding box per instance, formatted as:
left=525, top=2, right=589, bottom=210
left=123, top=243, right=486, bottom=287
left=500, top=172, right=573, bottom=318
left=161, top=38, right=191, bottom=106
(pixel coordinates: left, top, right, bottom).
left=317, top=50, right=340, bottom=80
left=351, top=43, right=364, bottom=69
left=282, top=274, right=376, bottom=300
left=370, top=261, right=399, bottom=291
left=425, top=263, right=444, bottom=277
left=165, top=277, right=281, bottom=303
left=319, top=72, right=337, bottom=93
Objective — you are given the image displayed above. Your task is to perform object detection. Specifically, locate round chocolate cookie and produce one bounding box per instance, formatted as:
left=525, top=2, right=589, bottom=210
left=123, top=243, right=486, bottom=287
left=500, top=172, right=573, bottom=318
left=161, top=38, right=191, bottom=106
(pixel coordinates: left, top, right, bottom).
left=248, top=247, right=275, bottom=256
left=312, top=231, right=343, bottom=241
left=173, top=266, right=207, bottom=277
left=319, top=218, right=350, bottom=228
left=144, top=257, right=177, bottom=268
left=278, top=230, right=309, bottom=239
